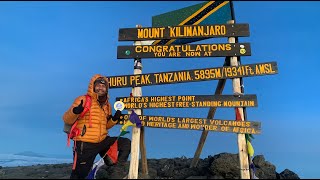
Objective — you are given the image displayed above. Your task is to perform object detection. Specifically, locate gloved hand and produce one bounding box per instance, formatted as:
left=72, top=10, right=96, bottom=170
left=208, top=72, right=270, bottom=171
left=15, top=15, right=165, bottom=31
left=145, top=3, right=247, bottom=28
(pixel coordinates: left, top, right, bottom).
left=112, top=110, right=122, bottom=121
left=73, top=100, right=84, bottom=114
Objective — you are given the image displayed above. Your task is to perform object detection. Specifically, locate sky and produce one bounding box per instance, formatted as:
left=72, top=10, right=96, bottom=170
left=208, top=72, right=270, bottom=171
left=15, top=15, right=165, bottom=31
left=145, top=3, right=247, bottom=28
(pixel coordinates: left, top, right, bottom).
left=0, top=1, right=319, bottom=178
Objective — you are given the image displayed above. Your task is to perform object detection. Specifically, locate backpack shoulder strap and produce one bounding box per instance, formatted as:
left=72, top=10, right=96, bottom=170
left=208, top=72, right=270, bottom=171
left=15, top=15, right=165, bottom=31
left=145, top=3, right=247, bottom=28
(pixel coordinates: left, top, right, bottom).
left=79, top=94, right=91, bottom=118
left=79, top=94, right=92, bottom=127
left=67, top=121, right=80, bottom=147
left=66, top=95, right=92, bottom=147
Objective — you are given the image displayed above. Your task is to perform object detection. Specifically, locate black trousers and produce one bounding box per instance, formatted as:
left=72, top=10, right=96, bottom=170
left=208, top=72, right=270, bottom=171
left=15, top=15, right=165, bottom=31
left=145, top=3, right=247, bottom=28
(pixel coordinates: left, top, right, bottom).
left=70, top=136, right=131, bottom=179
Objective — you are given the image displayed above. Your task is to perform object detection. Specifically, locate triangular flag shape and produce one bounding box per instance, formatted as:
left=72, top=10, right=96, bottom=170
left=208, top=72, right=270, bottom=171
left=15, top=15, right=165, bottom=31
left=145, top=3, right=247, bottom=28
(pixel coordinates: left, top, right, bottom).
left=129, top=110, right=142, bottom=128
left=250, top=162, right=259, bottom=179
left=247, top=140, right=254, bottom=157
left=119, top=130, right=130, bottom=137
left=245, top=134, right=250, bottom=142
left=86, top=158, right=105, bottom=179
left=235, top=108, right=242, bottom=121
left=120, top=121, right=134, bottom=132
left=249, top=134, right=255, bottom=140
left=106, top=140, right=118, bottom=164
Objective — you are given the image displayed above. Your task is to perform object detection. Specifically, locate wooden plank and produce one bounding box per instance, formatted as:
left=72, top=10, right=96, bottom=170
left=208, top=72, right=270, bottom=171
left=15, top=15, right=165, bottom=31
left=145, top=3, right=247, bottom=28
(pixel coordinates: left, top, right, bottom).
left=108, top=62, right=278, bottom=88
left=118, top=24, right=250, bottom=41
left=190, top=130, right=209, bottom=168
left=190, top=59, right=229, bottom=168
left=116, top=94, right=258, bottom=109
left=139, top=126, right=148, bottom=177
left=117, top=43, right=251, bottom=59
left=119, top=114, right=261, bottom=135
left=128, top=33, right=143, bottom=179
left=228, top=20, right=250, bottom=179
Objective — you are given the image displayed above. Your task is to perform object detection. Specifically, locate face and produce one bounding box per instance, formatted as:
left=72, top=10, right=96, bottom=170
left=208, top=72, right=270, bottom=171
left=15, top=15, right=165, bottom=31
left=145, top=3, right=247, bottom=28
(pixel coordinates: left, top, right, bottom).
left=94, top=83, right=107, bottom=96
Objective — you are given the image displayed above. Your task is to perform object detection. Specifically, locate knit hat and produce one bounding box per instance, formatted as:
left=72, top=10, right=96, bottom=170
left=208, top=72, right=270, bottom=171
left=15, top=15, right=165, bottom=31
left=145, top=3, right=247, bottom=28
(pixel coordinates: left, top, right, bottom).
left=94, top=77, right=107, bottom=87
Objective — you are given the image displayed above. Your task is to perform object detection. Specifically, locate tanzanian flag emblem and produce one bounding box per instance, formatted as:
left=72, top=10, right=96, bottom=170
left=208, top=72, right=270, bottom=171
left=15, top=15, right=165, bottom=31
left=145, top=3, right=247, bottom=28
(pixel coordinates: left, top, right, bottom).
left=152, top=1, right=232, bottom=45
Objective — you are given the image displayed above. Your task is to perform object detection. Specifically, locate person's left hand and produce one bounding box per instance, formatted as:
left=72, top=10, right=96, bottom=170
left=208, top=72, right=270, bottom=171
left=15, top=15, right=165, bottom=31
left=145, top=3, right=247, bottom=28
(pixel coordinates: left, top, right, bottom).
left=112, top=110, right=122, bottom=121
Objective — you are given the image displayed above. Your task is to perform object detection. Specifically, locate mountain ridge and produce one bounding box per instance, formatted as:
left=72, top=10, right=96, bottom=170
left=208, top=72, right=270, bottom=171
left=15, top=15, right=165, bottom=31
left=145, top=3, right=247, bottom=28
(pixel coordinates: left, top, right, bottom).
left=13, top=151, right=45, bottom=158
left=0, top=153, right=300, bottom=179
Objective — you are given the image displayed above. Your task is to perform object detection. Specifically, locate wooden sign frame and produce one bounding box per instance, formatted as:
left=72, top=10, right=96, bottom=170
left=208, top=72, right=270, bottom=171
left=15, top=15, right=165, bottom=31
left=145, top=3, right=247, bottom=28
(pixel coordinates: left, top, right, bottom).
left=118, top=24, right=250, bottom=41
left=108, top=62, right=278, bottom=88
left=119, top=114, right=261, bottom=134
left=116, top=94, right=258, bottom=109
left=117, top=43, right=251, bottom=59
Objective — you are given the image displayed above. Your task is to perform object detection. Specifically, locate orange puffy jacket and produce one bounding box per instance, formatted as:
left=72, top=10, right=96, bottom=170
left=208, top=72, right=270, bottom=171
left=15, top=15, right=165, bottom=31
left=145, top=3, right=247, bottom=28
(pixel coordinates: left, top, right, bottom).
left=63, top=74, right=117, bottom=143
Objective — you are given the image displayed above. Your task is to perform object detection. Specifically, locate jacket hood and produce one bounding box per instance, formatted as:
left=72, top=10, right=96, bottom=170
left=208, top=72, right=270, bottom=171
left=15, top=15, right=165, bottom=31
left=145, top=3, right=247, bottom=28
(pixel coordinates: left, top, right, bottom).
left=88, top=74, right=109, bottom=100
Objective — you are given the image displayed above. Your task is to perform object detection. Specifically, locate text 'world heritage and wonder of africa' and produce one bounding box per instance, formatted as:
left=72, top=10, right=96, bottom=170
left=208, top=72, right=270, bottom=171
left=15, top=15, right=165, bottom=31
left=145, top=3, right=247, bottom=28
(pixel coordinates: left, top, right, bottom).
left=118, top=114, right=261, bottom=134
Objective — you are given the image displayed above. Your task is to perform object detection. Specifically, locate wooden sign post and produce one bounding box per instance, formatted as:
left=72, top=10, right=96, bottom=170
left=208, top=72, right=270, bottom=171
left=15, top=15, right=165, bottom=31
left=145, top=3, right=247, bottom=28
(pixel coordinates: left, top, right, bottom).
left=127, top=26, right=154, bottom=179
left=128, top=25, right=143, bottom=179
left=128, top=52, right=142, bottom=180
left=228, top=20, right=250, bottom=179
left=190, top=59, right=229, bottom=168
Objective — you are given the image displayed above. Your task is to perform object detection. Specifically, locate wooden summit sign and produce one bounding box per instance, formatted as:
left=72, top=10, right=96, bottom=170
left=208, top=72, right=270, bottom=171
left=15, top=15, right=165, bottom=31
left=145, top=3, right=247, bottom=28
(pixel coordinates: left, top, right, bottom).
left=118, top=24, right=250, bottom=41
left=117, top=43, right=251, bottom=59
left=119, top=114, right=261, bottom=134
left=115, top=94, right=258, bottom=109
left=108, top=61, right=278, bottom=88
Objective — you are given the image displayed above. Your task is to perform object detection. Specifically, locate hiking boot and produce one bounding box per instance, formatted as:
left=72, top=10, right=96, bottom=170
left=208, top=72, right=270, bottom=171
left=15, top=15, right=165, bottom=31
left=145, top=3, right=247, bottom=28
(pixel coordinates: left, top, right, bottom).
left=107, top=163, right=128, bottom=179
left=95, top=166, right=108, bottom=179
left=104, top=155, right=115, bottom=166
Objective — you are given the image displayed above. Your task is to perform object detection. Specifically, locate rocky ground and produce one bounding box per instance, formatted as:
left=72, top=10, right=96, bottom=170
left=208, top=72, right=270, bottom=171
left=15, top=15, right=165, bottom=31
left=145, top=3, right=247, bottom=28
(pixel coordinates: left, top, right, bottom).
left=0, top=153, right=300, bottom=179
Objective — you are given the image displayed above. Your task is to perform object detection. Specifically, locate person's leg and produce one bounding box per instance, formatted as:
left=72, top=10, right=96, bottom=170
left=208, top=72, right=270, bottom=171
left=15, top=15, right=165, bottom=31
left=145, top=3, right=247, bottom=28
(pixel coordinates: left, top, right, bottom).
left=70, top=141, right=98, bottom=179
left=98, top=137, right=131, bottom=179
left=98, top=136, right=117, bottom=165
left=117, top=137, right=131, bottom=164
left=98, top=136, right=131, bottom=165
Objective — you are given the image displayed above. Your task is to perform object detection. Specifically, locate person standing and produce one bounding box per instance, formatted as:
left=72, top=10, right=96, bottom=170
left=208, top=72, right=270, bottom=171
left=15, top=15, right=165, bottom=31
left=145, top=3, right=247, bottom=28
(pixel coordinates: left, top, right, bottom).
left=63, top=74, right=131, bottom=179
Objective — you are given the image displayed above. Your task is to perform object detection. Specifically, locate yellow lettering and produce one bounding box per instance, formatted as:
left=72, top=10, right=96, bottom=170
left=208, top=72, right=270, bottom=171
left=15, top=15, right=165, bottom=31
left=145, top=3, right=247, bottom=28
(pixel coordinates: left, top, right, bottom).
left=196, top=45, right=202, bottom=51
left=255, top=65, right=261, bottom=74
left=259, top=64, right=266, bottom=74
left=204, top=51, right=212, bottom=56
left=137, top=29, right=144, bottom=38
left=170, top=27, right=175, bottom=37
left=265, top=63, right=276, bottom=73
left=209, top=26, right=215, bottom=35
left=221, top=25, right=226, bottom=35
left=226, top=44, right=231, bottom=50
left=186, top=26, right=193, bottom=36
left=197, top=26, right=203, bottom=36
left=153, top=28, right=159, bottom=38
left=154, top=74, right=159, bottom=83
left=215, top=25, right=221, bottom=35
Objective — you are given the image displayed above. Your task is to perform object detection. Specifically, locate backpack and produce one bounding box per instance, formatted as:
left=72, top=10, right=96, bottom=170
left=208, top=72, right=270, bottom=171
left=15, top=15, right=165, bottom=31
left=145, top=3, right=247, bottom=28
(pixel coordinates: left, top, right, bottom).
left=64, top=94, right=92, bottom=147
